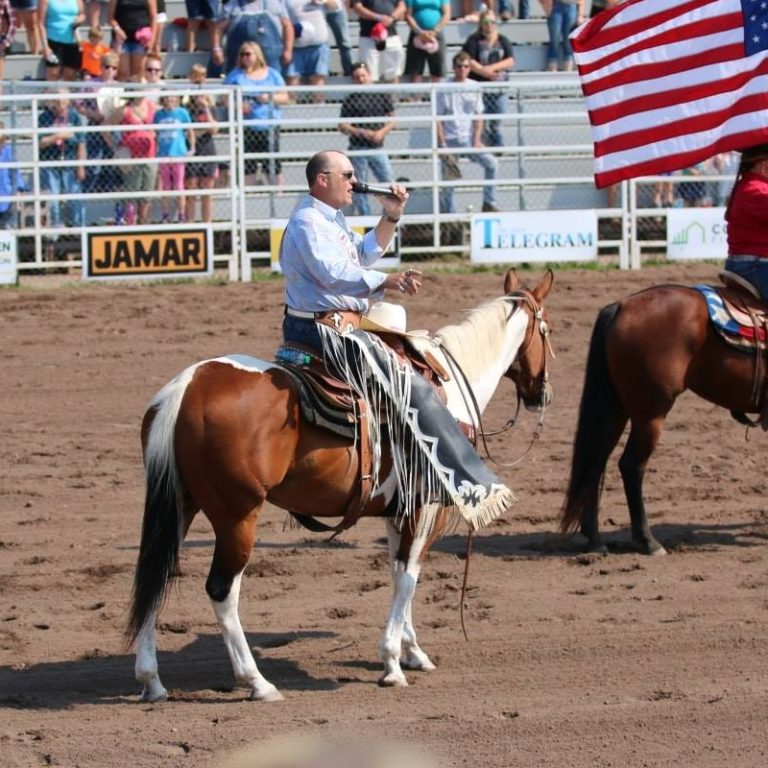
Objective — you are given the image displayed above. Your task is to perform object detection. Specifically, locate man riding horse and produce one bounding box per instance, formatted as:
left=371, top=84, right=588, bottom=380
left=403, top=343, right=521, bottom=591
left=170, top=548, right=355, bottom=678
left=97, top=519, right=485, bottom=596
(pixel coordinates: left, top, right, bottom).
left=279, top=149, right=515, bottom=530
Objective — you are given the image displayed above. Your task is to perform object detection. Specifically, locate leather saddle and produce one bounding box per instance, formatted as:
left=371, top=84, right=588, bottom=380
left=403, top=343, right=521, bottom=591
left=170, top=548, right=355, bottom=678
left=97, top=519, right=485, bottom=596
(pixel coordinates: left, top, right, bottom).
left=273, top=332, right=452, bottom=536
left=699, top=272, right=768, bottom=429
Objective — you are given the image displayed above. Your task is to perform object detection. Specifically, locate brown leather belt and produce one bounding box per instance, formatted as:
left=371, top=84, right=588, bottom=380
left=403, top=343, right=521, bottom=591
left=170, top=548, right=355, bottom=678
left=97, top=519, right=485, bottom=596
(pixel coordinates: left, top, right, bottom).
left=285, top=306, right=361, bottom=332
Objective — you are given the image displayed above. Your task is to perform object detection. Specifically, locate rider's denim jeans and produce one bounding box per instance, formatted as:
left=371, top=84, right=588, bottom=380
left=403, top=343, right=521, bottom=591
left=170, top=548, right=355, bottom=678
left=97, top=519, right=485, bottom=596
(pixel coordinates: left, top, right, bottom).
left=724, top=257, right=768, bottom=301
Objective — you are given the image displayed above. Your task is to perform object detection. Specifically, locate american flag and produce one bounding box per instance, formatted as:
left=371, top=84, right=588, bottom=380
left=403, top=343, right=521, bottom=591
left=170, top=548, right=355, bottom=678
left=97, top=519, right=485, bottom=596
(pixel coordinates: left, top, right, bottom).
left=572, top=0, right=768, bottom=188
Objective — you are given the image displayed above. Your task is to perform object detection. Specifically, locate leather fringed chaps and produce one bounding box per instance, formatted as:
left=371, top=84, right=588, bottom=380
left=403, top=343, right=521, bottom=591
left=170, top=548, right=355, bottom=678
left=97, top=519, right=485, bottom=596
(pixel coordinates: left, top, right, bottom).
left=318, top=325, right=516, bottom=532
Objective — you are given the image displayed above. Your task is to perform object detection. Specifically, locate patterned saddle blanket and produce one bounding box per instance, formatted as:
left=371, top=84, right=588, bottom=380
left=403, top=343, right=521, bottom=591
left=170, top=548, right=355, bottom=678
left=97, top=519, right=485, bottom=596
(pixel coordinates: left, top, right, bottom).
left=695, top=275, right=768, bottom=351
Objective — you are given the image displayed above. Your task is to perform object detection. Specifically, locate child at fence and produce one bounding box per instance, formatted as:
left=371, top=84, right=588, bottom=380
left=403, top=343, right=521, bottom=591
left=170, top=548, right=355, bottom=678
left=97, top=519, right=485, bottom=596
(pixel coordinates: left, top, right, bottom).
left=79, top=25, right=111, bottom=79
left=0, top=121, right=28, bottom=229
left=185, top=92, right=218, bottom=223
left=153, top=93, right=194, bottom=223
left=187, top=62, right=232, bottom=191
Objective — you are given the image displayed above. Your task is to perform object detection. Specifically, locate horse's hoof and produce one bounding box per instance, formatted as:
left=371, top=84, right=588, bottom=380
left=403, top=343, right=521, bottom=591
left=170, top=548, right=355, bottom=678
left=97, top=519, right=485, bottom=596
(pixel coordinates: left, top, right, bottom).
left=140, top=685, right=168, bottom=703
left=401, top=655, right=436, bottom=672
left=636, top=539, right=667, bottom=556
left=586, top=543, right=609, bottom=555
left=249, top=687, right=284, bottom=702
left=378, top=672, right=409, bottom=687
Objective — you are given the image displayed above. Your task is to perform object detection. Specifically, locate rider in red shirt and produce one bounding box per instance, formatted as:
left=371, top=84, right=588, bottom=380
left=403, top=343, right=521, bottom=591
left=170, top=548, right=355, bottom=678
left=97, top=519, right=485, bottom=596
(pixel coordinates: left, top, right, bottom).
left=725, top=144, right=768, bottom=299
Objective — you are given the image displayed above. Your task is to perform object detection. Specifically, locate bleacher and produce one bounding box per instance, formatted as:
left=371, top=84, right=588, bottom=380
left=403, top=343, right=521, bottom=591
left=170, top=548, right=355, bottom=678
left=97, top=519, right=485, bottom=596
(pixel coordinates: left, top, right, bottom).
left=3, top=0, right=552, bottom=81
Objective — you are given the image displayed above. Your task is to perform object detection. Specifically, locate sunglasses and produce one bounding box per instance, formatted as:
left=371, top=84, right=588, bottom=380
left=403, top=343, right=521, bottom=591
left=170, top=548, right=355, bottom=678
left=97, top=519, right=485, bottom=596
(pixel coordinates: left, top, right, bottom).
left=145, top=67, right=161, bottom=73
left=103, top=64, right=118, bottom=70
left=321, top=170, right=355, bottom=180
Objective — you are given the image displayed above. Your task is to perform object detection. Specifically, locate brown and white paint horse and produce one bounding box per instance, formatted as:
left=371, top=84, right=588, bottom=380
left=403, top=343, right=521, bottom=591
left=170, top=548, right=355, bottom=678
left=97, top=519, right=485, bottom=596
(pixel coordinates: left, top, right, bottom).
left=125, top=269, right=554, bottom=701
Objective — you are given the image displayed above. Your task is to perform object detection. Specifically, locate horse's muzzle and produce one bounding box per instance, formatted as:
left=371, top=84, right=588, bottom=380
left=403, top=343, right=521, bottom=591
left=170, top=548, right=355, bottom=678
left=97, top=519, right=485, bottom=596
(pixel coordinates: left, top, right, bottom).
left=524, top=381, right=552, bottom=411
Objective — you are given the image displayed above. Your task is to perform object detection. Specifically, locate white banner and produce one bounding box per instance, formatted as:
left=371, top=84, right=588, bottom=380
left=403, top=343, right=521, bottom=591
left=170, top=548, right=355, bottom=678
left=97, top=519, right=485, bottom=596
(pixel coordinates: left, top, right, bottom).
left=667, top=207, right=728, bottom=260
left=0, top=232, right=17, bottom=285
left=469, top=210, right=598, bottom=263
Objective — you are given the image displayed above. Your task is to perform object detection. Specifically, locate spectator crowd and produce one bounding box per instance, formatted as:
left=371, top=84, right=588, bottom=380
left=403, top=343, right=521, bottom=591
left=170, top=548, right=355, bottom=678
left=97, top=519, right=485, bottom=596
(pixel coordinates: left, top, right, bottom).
left=0, top=0, right=733, bottom=244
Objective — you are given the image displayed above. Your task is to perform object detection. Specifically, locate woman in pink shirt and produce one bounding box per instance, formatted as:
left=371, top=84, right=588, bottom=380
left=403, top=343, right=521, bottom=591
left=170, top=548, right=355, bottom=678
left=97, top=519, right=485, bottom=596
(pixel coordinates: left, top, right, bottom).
left=116, top=78, right=157, bottom=224
left=725, top=144, right=768, bottom=300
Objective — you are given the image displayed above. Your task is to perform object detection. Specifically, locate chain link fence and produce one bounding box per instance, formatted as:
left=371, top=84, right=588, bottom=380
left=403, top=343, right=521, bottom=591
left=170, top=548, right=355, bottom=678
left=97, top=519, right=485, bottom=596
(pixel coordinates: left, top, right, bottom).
left=0, top=77, right=731, bottom=276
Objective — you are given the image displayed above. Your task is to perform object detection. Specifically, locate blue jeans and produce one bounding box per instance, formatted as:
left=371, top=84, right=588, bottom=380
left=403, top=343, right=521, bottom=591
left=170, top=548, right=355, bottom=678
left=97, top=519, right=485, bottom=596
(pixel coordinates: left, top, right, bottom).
left=498, top=0, right=528, bottom=17
left=283, top=314, right=323, bottom=351
left=439, top=138, right=497, bottom=214
left=724, top=258, right=768, bottom=301
left=41, top=166, right=83, bottom=228
left=482, top=91, right=506, bottom=147
left=351, top=150, right=394, bottom=216
left=547, top=2, right=577, bottom=68
left=325, top=5, right=353, bottom=76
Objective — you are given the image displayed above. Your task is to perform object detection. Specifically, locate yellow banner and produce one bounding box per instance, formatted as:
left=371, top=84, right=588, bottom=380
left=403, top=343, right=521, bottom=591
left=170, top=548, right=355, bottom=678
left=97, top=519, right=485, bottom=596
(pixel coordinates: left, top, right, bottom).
left=85, top=227, right=212, bottom=279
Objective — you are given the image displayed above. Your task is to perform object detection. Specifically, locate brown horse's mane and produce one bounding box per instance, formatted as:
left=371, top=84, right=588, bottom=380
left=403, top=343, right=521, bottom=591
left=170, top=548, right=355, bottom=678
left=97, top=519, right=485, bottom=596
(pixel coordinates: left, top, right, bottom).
left=435, top=296, right=514, bottom=376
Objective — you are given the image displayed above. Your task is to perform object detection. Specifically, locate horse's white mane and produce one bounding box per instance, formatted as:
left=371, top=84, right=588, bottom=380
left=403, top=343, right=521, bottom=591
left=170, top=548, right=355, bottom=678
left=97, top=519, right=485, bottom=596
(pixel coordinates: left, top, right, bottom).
left=435, top=296, right=513, bottom=375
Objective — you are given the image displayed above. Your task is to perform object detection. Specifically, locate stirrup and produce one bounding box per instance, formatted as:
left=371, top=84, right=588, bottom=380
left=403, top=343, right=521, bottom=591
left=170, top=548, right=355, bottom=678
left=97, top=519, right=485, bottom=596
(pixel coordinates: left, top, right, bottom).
left=719, top=270, right=762, bottom=300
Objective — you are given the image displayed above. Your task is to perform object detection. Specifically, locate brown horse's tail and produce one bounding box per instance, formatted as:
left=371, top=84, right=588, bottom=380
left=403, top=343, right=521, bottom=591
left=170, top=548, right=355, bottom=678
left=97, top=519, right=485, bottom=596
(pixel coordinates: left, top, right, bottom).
left=560, top=302, right=625, bottom=534
left=124, top=370, right=193, bottom=648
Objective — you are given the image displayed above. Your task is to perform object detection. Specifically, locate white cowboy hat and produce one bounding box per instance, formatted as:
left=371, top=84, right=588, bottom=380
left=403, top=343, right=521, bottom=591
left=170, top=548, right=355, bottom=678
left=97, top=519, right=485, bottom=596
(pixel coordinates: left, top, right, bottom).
left=361, top=302, right=429, bottom=337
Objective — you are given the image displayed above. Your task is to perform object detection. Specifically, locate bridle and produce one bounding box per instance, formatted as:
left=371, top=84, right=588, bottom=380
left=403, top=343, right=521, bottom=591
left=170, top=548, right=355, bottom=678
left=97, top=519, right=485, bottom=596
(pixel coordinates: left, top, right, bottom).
left=440, top=289, right=555, bottom=469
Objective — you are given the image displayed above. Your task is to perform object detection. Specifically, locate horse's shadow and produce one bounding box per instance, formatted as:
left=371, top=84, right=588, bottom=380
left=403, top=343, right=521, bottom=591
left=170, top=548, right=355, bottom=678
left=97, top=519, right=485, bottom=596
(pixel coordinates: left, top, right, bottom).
left=0, top=630, right=338, bottom=711
left=431, top=518, right=768, bottom=558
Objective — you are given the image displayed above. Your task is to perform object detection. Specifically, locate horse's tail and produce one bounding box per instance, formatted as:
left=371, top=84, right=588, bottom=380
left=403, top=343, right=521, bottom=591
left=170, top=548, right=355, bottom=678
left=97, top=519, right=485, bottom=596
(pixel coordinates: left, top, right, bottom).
left=124, top=365, right=200, bottom=648
left=560, top=303, right=624, bottom=534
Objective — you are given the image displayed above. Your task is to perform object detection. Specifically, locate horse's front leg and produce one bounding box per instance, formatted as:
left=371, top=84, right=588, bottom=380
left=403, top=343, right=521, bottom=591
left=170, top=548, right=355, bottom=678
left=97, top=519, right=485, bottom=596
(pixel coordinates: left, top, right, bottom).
left=135, top=613, right=168, bottom=702
left=379, top=517, right=436, bottom=686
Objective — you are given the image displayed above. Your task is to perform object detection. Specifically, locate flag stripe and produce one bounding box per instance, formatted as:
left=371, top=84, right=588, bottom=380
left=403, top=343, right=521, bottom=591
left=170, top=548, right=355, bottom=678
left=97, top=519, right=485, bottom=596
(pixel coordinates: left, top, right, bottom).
left=572, top=0, right=768, bottom=187
left=596, top=91, right=768, bottom=156
left=590, top=60, right=768, bottom=134
left=595, top=127, right=768, bottom=187
left=580, top=40, right=745, bottom=98
left=576, top=15, right=743, bottom=81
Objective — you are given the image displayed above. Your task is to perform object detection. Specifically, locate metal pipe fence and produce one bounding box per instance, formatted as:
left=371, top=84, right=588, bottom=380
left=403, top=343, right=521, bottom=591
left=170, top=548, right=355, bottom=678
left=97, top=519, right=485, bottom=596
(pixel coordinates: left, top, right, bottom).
left=0, top=76, right=735, bottom=278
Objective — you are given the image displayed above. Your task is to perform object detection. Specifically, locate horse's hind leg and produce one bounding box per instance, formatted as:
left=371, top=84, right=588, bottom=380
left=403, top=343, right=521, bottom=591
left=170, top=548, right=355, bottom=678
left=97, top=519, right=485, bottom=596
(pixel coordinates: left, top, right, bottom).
left=207, top=511, right=283, bottom=701
left=379, top=511, right=442, bottom=687
left=619, top=417, right=667, bottom=556
left=135, top=617, right=168, bottom=702
left=134, top=503, right=197, bottom=702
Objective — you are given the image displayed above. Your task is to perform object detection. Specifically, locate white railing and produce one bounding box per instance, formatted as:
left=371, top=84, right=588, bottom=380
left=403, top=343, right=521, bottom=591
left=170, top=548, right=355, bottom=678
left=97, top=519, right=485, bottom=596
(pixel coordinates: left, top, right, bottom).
left=0, top=76, right=734, bottom=279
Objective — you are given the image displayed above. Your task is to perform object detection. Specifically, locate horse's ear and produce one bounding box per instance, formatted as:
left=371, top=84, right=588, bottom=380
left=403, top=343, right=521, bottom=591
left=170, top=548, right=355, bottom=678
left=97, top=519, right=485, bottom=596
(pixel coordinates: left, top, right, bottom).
left=504, top=268, right=518, bottom=294
left=532, top=269, right=554, bottom=302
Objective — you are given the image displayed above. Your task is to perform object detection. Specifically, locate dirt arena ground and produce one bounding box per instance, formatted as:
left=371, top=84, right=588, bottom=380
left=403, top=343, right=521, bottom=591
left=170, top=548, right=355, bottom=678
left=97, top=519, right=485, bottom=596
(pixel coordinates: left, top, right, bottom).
left=2, top=263, right=768, bottom=768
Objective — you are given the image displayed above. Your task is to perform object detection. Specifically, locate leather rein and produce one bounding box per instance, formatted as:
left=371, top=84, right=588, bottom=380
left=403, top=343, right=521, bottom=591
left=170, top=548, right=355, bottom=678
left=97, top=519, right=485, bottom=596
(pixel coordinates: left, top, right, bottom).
left=439, top=289, right=555, bottom=469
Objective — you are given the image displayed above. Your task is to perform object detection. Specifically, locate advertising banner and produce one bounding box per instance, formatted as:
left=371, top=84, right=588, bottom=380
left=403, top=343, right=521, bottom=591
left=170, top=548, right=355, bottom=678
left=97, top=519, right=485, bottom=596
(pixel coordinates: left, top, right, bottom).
left=667, top=207, right=728, bottom=260
left=469, top=210, right=598, bottom=263
left=0, top=232, right=17, bottom=285
left=83, top=225, right=213, bottom=281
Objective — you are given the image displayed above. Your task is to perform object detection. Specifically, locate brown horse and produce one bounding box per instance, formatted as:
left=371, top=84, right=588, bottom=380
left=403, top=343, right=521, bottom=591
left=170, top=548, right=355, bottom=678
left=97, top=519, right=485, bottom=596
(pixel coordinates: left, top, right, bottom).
left=560, top=283, right=760, bottom=556
left=126, top=269, right=554, bottom=701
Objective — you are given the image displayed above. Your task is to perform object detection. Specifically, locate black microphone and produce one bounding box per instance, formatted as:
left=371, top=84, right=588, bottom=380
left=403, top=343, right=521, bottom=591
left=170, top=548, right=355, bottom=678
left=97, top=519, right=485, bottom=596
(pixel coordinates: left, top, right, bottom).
left=352, top=181, right=403, bottom=198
